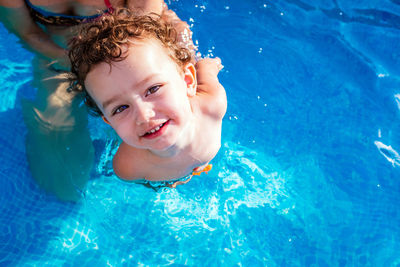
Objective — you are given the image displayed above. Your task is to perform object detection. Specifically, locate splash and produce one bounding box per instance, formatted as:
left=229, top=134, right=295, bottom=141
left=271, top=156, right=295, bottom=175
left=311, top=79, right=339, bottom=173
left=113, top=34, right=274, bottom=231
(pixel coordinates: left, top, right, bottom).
left=154, top=142, right=291, bottom=231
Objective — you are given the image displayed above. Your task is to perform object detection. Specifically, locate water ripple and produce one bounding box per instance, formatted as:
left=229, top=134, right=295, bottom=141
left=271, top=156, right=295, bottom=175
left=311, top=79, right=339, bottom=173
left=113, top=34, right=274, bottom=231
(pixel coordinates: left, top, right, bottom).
left=395, top=94, right=400, bottom=110
left=0, top=59, right=31, bottom=112
left=374, top=141, right=400, bottom=167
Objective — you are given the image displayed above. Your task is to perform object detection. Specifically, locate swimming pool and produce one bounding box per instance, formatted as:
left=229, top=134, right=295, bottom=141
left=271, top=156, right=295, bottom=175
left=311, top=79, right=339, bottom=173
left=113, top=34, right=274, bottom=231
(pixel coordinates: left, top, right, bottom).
left=1, top=0, right=400, bottom=265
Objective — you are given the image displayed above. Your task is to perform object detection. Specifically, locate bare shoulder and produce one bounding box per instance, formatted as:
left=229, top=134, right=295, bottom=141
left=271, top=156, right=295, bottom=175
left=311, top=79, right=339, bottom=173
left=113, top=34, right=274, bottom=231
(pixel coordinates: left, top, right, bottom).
left=195, top=58, right=227, bottom=120
left=112, top=142, right=147, bottom=181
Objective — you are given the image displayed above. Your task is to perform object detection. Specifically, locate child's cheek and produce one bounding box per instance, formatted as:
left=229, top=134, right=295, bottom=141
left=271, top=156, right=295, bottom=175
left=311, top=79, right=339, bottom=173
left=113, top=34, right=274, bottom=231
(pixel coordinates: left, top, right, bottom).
left=113, top=121, right=131, bottom=140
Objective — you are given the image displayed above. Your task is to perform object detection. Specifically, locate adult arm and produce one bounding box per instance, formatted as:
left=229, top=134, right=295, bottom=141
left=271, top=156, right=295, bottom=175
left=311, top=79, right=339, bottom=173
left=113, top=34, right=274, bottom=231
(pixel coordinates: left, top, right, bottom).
left=126, top=0, right=195, bottom=53
left=0, top=0, right=66, bottom=62
left=125, top=0, right=165, bottom=15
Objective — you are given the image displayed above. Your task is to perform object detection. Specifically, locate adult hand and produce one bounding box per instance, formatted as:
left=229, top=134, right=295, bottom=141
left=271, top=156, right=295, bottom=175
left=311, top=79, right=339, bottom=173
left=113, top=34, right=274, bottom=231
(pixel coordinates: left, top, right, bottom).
left=48, top=53, right=71, bottom=72
left=161, top=8, right=197, bottom=53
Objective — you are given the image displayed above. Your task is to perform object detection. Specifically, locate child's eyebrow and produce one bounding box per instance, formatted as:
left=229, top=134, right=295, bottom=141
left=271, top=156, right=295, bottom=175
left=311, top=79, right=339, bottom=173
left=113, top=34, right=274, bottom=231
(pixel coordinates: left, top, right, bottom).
left=135, top=74, right=158, bottom=88
left=102, top=94, right=123, bottom=110
left=101, top=74, right=159, bottom=110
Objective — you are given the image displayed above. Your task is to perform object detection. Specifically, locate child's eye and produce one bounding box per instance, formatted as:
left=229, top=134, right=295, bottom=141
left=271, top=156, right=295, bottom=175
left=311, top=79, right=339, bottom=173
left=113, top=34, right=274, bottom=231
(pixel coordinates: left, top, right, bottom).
left=145, top=85, right=161, bottom=97
left=113, top=105, right=129, bottom=115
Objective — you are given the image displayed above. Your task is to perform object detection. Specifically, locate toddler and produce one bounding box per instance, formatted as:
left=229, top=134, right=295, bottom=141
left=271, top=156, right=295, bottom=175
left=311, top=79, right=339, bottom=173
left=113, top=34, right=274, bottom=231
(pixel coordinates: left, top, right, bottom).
left=69, top=9, right=227, bottom=187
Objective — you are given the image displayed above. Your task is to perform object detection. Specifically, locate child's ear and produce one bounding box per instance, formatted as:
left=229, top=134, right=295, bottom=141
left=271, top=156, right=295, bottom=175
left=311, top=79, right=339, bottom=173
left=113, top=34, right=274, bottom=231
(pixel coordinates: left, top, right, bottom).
left=102, top=115, right=111, bottom=125
left=184, top=63, right=197, bottom=97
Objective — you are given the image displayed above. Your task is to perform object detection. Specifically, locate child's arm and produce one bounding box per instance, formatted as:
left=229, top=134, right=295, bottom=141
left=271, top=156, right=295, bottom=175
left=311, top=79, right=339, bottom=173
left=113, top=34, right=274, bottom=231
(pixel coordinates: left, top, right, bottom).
left=196, top=57, right=223, bottom=92
left=195, top=58, right=227, bottom=119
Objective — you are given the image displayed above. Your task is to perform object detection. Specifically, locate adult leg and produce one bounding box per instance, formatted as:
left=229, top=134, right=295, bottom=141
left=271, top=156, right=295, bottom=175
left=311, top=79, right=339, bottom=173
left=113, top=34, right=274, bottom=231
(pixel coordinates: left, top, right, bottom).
left=21, top=57, right=94, bottom=202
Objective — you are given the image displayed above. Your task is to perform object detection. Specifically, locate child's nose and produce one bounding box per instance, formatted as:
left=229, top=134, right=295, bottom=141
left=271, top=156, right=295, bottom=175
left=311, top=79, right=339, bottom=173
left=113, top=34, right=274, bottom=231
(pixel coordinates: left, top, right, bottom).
left=135, top=102, right=155, bottom=125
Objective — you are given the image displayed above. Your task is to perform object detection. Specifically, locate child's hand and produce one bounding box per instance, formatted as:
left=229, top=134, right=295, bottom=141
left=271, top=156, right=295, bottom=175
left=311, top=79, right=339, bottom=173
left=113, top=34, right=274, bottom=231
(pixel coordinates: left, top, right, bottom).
left=195, top=57, right=225, bottom=98
left=196, top=57, right=224, bottom=76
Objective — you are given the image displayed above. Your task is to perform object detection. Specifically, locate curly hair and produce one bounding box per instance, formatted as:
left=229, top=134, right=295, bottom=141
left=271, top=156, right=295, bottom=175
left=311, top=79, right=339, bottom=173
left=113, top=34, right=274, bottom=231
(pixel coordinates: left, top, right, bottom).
left=68, top=8, right=192, bottom=116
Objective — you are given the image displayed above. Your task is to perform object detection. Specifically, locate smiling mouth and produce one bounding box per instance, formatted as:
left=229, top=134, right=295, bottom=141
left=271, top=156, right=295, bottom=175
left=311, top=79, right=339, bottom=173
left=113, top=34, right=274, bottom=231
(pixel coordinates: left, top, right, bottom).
left=142, top=120, right=170, bottom=138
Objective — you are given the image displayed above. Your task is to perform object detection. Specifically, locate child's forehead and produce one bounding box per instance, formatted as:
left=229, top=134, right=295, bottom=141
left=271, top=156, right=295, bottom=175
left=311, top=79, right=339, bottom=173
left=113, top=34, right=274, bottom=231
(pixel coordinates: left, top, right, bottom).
left=126, top=37, right=167, bottom=52
left=124, top=38, right=183, bottom=70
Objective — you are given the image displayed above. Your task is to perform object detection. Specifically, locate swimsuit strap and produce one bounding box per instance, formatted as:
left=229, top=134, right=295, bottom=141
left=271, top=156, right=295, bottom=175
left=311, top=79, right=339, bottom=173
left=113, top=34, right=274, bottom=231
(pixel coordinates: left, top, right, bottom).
left=140, top=164, right=213, bottom=190
left=104, top=0, right=112, bottom=9
left=25, top=0, right=114, bottom=26
left=104, top=0, right=114, bottom=13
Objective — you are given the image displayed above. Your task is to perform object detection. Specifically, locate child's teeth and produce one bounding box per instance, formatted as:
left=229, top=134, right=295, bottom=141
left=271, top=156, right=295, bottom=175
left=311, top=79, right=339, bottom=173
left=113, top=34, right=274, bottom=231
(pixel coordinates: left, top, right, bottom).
left=148, top=124, right=163, bottom=134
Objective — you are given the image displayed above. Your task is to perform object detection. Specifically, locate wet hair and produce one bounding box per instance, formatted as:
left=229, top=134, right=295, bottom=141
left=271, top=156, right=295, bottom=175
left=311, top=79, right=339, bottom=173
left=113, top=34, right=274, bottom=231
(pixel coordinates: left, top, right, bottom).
left=68, top=8, right=192, bottom=116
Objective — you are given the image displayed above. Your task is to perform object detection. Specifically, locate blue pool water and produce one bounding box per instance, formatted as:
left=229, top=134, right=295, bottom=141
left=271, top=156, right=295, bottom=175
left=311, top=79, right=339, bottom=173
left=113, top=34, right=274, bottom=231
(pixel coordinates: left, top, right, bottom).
left=1, top=0, right=400, bottom=265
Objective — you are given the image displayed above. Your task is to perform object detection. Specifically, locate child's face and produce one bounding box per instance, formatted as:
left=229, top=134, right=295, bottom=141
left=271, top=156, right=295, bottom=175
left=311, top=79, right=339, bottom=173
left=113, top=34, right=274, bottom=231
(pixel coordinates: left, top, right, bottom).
left=85, top=38, right=196, bottom=152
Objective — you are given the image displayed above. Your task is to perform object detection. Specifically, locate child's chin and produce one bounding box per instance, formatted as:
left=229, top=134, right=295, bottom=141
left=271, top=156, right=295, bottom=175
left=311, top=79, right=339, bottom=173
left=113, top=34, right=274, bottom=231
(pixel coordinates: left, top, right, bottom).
left=151, top=136, right=180, bottom=152
left=150, top=142, right=174, bottom=152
